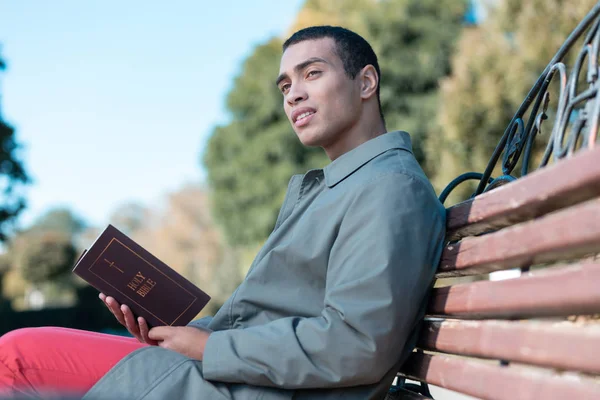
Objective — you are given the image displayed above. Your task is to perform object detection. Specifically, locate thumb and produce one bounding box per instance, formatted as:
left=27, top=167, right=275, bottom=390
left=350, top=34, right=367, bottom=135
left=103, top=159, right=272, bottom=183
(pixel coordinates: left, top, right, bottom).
left=148, top=326, right=173, bottom=341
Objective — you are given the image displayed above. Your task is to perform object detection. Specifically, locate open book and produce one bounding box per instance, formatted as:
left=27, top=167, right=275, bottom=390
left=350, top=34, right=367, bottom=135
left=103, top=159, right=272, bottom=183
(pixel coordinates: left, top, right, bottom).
left=73, top=224, right=211, bottom=328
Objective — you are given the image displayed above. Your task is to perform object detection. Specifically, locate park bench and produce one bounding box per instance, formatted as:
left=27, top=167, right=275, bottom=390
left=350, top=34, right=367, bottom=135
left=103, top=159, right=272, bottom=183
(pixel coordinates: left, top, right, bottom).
left=387, top=3, right=600, bottom=399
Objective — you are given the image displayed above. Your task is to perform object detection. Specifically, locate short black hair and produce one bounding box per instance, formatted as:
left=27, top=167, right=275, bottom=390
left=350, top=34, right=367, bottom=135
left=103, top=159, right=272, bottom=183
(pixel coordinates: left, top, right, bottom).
left=283, top=26, right=384, bottom=122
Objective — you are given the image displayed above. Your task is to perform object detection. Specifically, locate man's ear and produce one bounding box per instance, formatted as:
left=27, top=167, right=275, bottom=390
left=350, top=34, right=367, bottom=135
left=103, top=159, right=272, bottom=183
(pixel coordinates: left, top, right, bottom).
left=359, top=65, right=379, bottom=100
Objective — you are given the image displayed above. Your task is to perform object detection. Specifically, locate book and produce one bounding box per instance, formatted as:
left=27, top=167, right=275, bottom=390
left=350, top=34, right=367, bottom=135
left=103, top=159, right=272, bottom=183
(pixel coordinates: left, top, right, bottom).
left=72, top=224, right=211, bottom=328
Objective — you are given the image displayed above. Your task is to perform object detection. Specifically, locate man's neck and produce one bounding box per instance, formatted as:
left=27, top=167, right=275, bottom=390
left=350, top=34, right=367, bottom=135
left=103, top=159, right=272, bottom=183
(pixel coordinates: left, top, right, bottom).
left=324, top=118, right=387, bottom=161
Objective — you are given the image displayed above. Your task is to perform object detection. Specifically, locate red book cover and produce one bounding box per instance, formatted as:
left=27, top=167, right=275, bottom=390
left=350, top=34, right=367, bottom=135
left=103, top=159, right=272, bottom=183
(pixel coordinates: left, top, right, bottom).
left=73, top=224, right=211, bottom=328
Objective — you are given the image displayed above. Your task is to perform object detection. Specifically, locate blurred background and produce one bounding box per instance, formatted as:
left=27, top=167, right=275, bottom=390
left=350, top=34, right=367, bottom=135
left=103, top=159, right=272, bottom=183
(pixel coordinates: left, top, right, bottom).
left=0, top=0, right=595, bottom=397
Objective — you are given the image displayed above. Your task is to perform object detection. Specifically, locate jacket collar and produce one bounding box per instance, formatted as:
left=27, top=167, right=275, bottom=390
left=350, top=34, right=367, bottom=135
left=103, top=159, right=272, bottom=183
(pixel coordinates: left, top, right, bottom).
left=323, top=131, right=413, bottom=188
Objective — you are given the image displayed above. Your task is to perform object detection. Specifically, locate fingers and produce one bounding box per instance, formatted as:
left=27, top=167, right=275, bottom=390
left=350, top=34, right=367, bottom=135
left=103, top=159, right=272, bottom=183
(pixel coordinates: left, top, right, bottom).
left=121, top=304, right=143, bottom=342
left=99, top=293, right=147, bottom=344
left=149, top=326, right=174, bottom=350
left=138, top=317, right=158, bottom=346
left=99, top=294, right=126, bottom=326
left=147, top=326, right=172, bottom=341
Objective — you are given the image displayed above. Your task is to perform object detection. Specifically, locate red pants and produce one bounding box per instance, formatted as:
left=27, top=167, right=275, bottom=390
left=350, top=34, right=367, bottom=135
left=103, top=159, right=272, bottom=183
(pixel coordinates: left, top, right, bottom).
left=0, top=327, right=147, bottom=397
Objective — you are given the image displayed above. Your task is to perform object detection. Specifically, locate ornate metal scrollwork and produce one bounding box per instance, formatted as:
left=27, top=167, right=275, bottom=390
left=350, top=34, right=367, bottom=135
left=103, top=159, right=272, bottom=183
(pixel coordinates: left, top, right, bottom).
left=440, top=3, right=600, bottom=204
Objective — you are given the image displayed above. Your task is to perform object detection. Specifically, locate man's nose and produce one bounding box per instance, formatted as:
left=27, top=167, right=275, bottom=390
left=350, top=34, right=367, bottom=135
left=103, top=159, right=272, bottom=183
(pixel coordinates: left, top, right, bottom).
left=287, top=85, right=307, bottom=105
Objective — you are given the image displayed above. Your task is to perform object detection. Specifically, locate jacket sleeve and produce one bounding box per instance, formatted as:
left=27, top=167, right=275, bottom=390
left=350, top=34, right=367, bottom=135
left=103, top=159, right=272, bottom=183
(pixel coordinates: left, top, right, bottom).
left=187, top=316, right=213, bottom=330
left=201, top=173, right=446, bottom=388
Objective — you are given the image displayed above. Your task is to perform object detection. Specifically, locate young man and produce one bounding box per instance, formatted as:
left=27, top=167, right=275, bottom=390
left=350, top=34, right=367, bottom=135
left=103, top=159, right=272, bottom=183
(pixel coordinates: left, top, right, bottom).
left=0, top=26, right=445, bottom=399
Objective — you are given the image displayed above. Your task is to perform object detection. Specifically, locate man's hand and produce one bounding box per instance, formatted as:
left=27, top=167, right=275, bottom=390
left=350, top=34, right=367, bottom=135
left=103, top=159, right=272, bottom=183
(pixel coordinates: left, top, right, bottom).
left=148, top=326, right=212, bottom=360
left=99, top=292, right=158, bottom=346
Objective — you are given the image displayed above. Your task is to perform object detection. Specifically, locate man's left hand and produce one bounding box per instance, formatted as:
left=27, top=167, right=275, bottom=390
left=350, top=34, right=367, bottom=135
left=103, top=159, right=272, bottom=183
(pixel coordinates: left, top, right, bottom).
left=148, top=326, right=212, bottom=360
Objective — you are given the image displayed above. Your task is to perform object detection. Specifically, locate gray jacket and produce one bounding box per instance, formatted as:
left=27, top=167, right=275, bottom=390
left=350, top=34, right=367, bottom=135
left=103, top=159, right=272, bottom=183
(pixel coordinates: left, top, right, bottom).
left=83, top=131, right=446, bottom=400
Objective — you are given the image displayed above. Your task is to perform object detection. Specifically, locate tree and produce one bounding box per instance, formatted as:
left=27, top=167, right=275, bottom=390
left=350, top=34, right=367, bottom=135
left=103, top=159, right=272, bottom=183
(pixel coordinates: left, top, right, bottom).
left=1, top=266, right=27, bottom=310
left=10, top=231, right=79, bottom=309
left=0, top=49, right=29, bottom=240
left=29, top=208, right=86, bottom=237
left=288, top=0, right=376, bottom=35
left=15, top=232, right=76, bottom=285
left=1, top=207, right=86, bottom=309
left=366, top=0, right=468, bottom=173
left=0, top=253, right=12, bottom=311
left=429, top=0, right=598, bottom=203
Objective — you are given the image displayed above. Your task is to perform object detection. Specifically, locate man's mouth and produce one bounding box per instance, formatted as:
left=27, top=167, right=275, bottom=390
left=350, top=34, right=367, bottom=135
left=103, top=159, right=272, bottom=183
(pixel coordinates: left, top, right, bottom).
left=294, top=111, right=316, bottom=127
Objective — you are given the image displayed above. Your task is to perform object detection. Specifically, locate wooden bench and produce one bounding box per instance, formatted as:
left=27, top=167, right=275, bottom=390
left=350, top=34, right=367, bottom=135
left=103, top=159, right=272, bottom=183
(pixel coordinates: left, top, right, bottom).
left=387, top=3, right=600, bottom=399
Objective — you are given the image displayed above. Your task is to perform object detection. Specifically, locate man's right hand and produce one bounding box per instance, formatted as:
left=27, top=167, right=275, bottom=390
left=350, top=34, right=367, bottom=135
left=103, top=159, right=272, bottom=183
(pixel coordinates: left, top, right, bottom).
left=99, top=293, right=158, bottom=345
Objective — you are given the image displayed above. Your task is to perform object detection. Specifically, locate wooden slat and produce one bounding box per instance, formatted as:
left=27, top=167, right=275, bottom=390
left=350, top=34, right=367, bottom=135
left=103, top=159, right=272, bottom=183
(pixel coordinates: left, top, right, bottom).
left=438, top=198, right=600, bottom=277
left=399, top=352, right=600, bottom=400
left=429, top=262, right=600, bottom=319
left=418, top=319, right=600, bottom=374
left=446, top=146, right=600, bottom=241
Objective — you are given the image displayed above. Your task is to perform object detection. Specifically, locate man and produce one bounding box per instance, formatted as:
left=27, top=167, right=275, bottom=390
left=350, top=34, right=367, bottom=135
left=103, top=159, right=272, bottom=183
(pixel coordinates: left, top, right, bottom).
left=0, top=26, right=445, bottom=399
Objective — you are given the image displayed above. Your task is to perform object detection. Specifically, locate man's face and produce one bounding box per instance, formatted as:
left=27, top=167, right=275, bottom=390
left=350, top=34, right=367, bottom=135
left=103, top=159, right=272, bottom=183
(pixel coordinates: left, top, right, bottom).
left=277, top=38, right=362, bottom=149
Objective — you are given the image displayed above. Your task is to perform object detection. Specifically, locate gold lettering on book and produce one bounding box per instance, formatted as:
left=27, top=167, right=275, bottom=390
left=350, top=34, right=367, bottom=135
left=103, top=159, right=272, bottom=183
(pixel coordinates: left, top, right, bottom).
left=103, top=258, right=124, bottom=273
left=127, top=271, right=146, bottom=291
left=136, top=278, right=156, bottom=298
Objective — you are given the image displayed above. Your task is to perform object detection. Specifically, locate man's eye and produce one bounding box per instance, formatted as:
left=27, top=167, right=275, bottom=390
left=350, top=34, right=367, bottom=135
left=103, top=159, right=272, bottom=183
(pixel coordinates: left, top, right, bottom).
left=280, top=84, right=290, bottom=93
left=307, top=70, right=321, bottom=78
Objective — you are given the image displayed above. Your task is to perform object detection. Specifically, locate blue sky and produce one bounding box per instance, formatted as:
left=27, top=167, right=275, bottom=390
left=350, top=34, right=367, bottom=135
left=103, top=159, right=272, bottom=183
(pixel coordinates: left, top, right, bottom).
left=0, top=1, right=304, bottom=228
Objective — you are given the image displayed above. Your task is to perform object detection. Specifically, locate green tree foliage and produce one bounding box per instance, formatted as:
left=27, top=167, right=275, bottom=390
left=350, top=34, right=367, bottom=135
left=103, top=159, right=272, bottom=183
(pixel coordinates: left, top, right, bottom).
left=0, top=253, right=10, bottom=277
left=15, top=232, right=77, bottom=285
left=28, top=208, right=86, bottom=237
left=288, top=0, right=376, bottom=35
left=0, top=253, right=12, bottom=310
left=0, top=50, right=29, bottom=239
left=366, top=0, right=468, bottom=172
left=429, top=0, right=598, bottom=203
left=1, top=208, right=85, bottom=308
left=203, top=0, right=467, bottom=245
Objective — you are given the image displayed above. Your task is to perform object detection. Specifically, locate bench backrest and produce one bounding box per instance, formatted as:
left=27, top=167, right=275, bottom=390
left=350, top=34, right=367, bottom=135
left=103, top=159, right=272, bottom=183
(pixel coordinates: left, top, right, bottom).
left=394, top=3, right=600, bottom=399
left=398, top=148, right=600, bottom=399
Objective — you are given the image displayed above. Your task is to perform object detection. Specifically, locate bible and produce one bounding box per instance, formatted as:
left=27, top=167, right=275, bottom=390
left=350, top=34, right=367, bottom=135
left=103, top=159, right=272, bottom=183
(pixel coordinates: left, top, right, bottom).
left=72, top=224, right=211, bottom=328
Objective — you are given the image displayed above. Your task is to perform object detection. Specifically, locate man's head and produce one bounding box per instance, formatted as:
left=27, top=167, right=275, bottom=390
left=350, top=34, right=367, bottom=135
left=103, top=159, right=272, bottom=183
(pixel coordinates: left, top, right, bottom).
left=277, top=26, right=385, bottom=160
